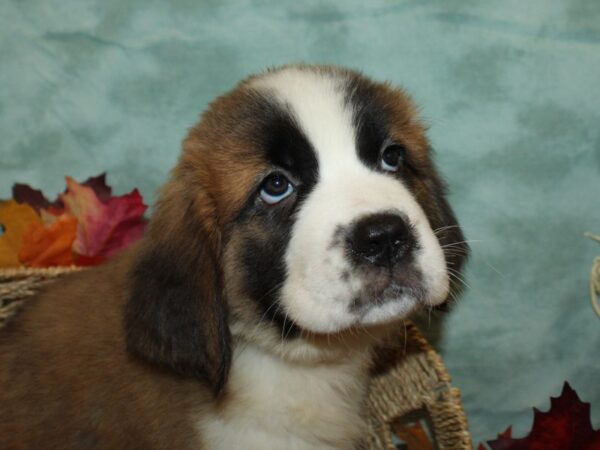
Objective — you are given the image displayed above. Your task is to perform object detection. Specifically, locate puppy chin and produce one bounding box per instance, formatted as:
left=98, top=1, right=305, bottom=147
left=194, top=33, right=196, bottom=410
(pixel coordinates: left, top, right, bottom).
left=285, top=294, right=418, bottom=335
left=358, top=296, right=418, bottom=327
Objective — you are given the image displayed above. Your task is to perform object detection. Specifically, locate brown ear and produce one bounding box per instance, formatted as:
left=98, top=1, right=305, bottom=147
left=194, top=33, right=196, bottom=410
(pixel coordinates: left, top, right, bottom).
left=125, top=178, right=231, bottom=396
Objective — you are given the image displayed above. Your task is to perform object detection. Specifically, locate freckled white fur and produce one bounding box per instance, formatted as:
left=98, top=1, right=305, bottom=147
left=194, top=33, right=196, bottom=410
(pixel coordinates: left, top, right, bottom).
left=199, top=342, right=371, bottom=450
left=252, top=67, right=449, bottom=333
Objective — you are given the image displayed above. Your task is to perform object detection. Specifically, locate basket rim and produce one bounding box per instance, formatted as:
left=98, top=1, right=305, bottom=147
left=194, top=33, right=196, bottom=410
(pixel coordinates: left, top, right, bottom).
left=0, top=266, right=82, bottom=280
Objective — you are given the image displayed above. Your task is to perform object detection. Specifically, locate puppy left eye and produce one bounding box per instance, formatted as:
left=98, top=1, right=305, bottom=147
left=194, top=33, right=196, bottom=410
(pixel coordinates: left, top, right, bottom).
left=380, top=144, right=406, bottom=172
left=259, top=172, right=295, bottom=204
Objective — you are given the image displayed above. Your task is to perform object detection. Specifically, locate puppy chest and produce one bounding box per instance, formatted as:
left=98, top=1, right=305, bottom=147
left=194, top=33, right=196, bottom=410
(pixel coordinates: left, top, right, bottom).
left=198, top=348, right=370, bottom=449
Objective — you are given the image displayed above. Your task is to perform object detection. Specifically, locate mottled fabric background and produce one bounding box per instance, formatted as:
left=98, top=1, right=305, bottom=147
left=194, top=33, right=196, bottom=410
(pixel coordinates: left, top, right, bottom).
left=1, top=0, right=599, bottom=444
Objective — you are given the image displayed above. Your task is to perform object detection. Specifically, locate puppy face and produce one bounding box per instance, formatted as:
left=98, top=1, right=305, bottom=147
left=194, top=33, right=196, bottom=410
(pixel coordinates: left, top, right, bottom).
left=126, top=65, right=467, bottom=392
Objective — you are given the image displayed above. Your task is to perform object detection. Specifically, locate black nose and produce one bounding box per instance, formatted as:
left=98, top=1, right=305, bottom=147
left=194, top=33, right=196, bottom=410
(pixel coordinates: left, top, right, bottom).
left=348, top=213, right=415, bottom=266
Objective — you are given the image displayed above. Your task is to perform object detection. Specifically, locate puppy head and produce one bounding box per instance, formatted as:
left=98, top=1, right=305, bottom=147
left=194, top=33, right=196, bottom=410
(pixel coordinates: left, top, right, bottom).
left=126, top=65, right=468, bottom=393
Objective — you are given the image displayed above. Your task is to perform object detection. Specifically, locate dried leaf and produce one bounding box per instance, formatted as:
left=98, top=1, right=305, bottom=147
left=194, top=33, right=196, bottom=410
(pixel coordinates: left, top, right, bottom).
left=82, top=173, right=112, bottom=203
left=0, top=200, right=41, bottom=267
left=393, top=420, right=434, bottom=450
left=61, top=177, right=146, bottom=259
left=479, top=428, right=513, bottom=450
left=485, top=383, right=600, bottom=450
left=12, top=172, right=112, bottom=213
left=12, top=184, right=56, bottom=212
left=19, top=217, right=77, bottom=267
left=9, top=174, right=145, bottom=267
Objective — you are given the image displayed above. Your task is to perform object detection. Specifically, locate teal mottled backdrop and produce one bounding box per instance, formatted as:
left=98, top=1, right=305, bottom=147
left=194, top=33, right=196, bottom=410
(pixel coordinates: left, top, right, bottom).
left=1, top=0, right=599, bottom=444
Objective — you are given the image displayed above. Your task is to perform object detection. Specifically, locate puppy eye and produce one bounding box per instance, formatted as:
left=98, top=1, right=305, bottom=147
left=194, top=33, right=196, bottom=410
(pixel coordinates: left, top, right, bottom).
left=259, top=172, right=294, bottom=204
left=380, top=144, right=406, bottom=172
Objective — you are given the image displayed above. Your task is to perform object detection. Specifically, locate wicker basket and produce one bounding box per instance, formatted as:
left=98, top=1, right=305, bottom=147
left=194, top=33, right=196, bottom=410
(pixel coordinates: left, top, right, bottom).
left=0, top=267, right=472, bottom=450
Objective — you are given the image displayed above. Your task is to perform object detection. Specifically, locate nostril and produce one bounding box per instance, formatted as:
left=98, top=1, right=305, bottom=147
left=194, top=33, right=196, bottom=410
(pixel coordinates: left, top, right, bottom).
left=390, top=237, right=414, bottom=262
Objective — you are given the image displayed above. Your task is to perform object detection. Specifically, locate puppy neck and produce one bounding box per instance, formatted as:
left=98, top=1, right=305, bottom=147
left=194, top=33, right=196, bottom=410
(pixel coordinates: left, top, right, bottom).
left=199, top=335, right=372, bottom=450
left=229, top=319, right=387, bottom=367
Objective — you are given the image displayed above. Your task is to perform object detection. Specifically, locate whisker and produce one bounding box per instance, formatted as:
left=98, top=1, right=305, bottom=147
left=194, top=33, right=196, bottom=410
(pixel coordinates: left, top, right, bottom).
left=281, top=309, right=289, bottom=344
left=445, top=289, right=462, bottom=307
left=442, top=240, right=506, bottom=280
left=442, top=248, right=470, bottom=257
left=243, top=280, right=288, bottom=339
left=433, top=225, right=462, bottom=236
left=358, top=323, right=385, bottom=346
left=447, top=267, right=472, bottom=291
left=447, top=268, right=469, bottom=285
left=441, top=239, right=481, bottom=248
left=481, top=260, right=505, bottom=278
left=283, top=314, right=296, bottom=341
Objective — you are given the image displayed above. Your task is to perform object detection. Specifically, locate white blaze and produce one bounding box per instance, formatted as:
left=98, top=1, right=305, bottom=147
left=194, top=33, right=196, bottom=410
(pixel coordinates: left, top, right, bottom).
left=252, top=68, right=448, bottom=333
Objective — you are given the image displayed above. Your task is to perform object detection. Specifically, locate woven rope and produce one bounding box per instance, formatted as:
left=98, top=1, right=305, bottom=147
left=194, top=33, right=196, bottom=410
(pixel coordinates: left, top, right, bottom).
left=585, top=233, right=600, bottom=319
left=365, top=322, right=472, bottom=449
left=0, top=267, right=472, bottom=449
left=0, top=267, right=82, bottom=326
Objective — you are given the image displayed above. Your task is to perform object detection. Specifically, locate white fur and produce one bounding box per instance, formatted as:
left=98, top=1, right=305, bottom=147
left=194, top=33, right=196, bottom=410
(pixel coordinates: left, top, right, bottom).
left=199, top=342, right=371, bottom=450
left=252, top=67, right=449, bottom=333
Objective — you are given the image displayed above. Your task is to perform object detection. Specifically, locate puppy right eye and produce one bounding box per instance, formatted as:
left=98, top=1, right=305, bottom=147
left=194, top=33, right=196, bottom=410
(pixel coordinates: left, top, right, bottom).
left=259, top=173, right=294, bottom=204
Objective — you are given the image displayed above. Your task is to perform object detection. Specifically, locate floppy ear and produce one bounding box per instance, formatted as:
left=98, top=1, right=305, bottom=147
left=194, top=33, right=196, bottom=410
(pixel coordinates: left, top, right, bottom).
left=125, top=177, right=231, bottom=396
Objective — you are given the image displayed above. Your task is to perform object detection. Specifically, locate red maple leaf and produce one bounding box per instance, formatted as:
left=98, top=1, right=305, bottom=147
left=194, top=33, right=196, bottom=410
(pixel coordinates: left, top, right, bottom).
left=60, top=177, right=146, bottom=261
left=478, top=429, right=512, bottom=450
left=483, top=383, right=600, bottom=450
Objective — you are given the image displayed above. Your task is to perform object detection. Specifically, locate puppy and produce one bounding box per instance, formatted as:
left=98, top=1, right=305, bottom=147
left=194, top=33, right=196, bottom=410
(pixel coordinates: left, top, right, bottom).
left=0, top=65, right=467, bottom=450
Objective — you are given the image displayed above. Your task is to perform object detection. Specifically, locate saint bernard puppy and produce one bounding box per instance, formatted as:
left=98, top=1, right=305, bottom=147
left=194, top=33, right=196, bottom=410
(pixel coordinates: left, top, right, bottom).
left=0, top=65, right=468, bottom=449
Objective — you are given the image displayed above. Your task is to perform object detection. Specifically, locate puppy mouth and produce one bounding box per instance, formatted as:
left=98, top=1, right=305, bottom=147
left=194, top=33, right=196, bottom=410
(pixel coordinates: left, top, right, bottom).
left=353, top=280, right=423, bottom=303
left=350, top=281, right=427, bottom=317
left=349, top=264, right=426, bottom=312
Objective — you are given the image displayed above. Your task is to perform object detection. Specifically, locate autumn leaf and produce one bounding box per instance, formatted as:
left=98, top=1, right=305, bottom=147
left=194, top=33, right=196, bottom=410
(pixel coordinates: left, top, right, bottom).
left=19, top=217, right=77, bottom=267
left=60, top=177, right=146, bottom=259
left=95, top=191, right=146, bottom=257
left=8, top=173, right=146, bottom=267
left=393, top=419, right=434, bottom=450
left=12, top=184, right=57, bottom=213
left=82, top=173, right=112, bottom=202
left=483, top=383, right=600, bottom=450
left=479, top=429, right=513, bottom=450
left=12, top=172, right=112, bottom=212
left=0, top=200, right=41, bottom=267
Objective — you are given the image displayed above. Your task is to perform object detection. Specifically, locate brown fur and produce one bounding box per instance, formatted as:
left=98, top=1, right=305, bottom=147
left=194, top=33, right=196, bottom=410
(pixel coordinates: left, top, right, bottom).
left=0, top=79, right=271, bottom=450
left=0, top=254, right=210, bottom=449
left=0, top=65, right=467, bottom=449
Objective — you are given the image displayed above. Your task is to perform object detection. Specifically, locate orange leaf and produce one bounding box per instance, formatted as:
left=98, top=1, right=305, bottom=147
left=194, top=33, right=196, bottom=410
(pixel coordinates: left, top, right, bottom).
left=0, top=200, right=41, bottom=268
left=393, top=418, right=434, bottom=450
left=19, top=217, right=77, bottom=267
